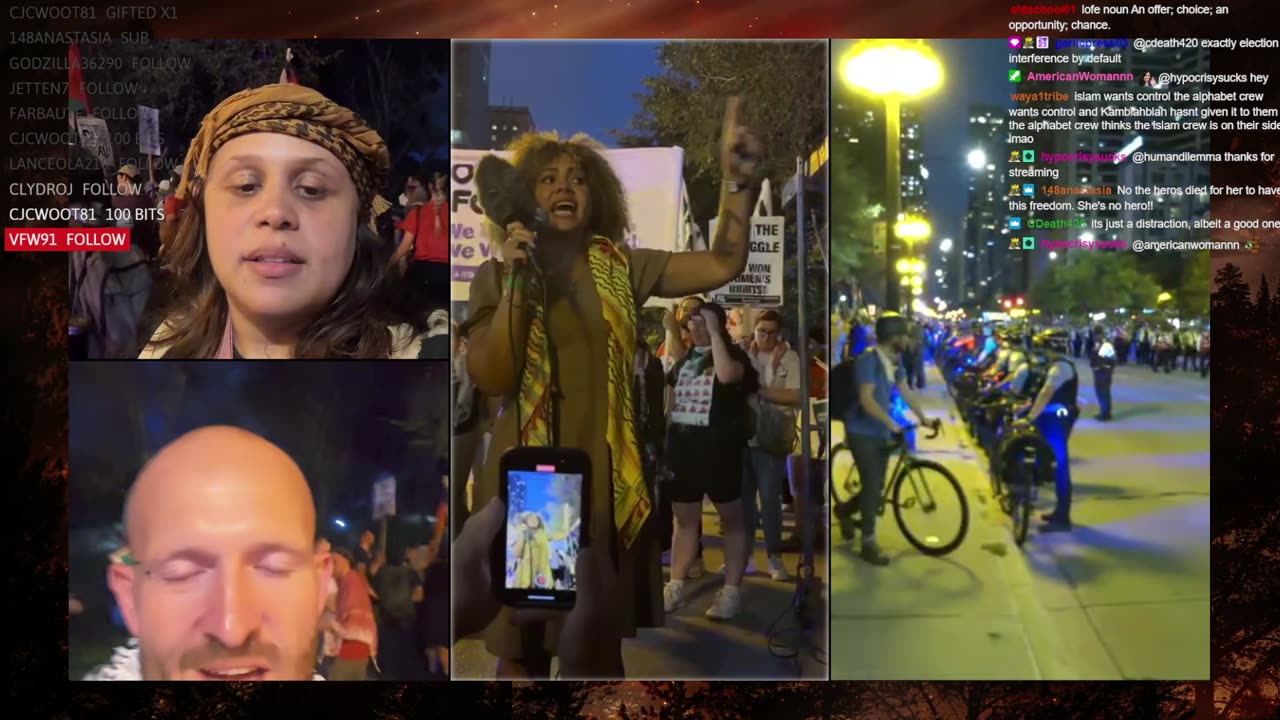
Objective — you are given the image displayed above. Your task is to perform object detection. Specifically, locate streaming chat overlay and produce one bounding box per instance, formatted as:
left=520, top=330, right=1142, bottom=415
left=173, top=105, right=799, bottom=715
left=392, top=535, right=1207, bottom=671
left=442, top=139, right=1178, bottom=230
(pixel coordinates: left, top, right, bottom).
left=1005, top=4, right=1277, bottom=255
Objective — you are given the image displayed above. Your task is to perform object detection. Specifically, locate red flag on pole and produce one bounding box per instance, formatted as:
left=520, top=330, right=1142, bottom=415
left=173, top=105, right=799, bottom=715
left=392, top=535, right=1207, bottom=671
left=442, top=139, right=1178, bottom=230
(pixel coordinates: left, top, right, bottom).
left=69, top=41, right=91, bottom=127
left=279, top=47, right=297, bottom=84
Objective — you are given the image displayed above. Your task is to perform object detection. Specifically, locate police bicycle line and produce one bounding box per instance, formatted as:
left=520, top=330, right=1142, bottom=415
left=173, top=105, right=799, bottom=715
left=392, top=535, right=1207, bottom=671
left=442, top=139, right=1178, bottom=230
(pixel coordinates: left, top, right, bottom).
left=941, top=327, right=1080, bottom=548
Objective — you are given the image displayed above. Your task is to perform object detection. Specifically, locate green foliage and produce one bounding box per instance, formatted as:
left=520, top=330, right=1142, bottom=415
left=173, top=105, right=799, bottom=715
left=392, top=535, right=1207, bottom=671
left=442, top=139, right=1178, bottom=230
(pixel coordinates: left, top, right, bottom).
left=830, top=148, right=878, bottom=282
left=618, top=41, right=828, bottom=343
left=616, top=41, right=827, bottom=224
left=1029, top=250, right=1161, bottom=315
left=84, top=40, right=341, bottom=164
left=81, top=40, right=447, bottom=180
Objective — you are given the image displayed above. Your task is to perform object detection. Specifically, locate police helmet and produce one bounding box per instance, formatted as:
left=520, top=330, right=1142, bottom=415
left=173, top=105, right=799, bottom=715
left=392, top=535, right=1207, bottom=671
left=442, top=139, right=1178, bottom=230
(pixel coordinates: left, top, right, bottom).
left=1033, top=328, right=1071, bottom=353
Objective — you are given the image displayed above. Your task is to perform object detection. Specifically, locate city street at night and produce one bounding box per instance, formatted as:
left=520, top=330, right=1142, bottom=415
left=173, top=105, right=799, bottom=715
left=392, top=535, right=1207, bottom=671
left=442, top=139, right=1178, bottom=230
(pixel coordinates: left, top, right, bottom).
left=830, top=362, right=1209, bottom=681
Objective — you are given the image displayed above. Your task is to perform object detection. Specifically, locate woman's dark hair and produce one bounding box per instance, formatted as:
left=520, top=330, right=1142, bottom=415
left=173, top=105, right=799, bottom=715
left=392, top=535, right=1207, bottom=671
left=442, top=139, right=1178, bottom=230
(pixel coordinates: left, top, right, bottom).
left=145, top=182, right=410, bottom=358
left=507, top=133, right=630, bottom=245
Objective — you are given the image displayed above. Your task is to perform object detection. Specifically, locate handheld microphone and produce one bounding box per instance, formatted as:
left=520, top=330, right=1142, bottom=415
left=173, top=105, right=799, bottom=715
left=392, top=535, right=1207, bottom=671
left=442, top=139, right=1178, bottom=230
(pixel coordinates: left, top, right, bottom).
left=475, top=154, right=547, bottom=272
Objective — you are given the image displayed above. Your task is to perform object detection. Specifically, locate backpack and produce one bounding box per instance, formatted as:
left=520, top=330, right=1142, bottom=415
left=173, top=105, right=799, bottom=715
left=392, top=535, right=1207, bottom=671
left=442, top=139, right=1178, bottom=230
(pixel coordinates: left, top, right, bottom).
left=832, top=349, right=896, bottom=421
left=829, top=357, right=858, bottom=420
left=375, top=565, right=418, bottom=622
left=69, top=250, right=153, bottom=359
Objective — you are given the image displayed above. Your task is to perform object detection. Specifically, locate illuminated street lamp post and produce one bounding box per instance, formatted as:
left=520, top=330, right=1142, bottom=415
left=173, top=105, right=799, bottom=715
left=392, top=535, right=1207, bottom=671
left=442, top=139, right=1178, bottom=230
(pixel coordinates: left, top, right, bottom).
left=842, top=40, right=942, bottom=312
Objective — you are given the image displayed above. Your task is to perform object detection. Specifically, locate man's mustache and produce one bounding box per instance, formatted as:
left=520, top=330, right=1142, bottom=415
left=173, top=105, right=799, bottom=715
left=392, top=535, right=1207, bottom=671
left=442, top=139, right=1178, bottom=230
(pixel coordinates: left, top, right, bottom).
left=179, top=636, right=281, bottom=671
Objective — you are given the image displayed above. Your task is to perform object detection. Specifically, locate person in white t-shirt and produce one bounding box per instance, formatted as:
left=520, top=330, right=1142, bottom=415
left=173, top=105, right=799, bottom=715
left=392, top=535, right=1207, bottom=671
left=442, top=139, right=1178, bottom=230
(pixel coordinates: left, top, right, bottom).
left=742, top=309, right=801, bottom=581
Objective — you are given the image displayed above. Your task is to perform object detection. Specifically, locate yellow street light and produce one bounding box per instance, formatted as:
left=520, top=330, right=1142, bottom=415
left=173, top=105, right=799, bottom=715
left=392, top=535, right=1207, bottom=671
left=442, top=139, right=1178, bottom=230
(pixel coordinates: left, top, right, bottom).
left=900, top=276, right=911, bottom=287
left=910, top=275, right=924, bottom=288
left=896, top=216, right=932, bottom=242
left=841, top=40, right=943, bottom=313
left=841, top=41, right=944, bottom=98
left=911, top=259, right=926, bottom=274
left=911, top=286, right=923, bottom=296
left=896, top=258, right=913, bottom=274
left=1157, top=291, right=1173, bottom=303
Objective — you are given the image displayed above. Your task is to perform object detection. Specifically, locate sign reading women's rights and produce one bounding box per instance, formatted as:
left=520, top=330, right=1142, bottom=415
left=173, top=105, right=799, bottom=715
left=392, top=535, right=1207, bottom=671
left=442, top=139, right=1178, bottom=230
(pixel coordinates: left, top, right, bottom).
left=707, top=215, right=786, bottom=306
left=449, top=147, right=686, bottom=302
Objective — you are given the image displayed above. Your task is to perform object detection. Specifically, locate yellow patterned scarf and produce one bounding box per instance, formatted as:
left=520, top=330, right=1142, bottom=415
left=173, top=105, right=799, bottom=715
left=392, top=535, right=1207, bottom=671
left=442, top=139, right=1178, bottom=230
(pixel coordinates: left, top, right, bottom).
left=518, top=237, right=650, bottom=549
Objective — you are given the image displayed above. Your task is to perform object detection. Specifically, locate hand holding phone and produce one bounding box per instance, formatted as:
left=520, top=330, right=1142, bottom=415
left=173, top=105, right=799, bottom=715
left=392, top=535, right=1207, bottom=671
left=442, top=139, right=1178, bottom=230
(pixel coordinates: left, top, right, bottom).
left=511, top=544, right=623, bottom=678
left=494, top=447, right=591, bottom=609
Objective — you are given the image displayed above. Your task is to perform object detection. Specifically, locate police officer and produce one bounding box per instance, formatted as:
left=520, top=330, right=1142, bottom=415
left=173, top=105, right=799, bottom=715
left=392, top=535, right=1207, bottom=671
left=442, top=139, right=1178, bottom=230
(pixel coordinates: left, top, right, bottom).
left=975, top=325, right=1000, bottom=368
left=1000, top=342, right=1034, bottom=396
left=983, top=329, right=1018, bottom=384
left=1090, top=326, right=1116, bottom=421
left=1013, top=328, right=1080, bottom=532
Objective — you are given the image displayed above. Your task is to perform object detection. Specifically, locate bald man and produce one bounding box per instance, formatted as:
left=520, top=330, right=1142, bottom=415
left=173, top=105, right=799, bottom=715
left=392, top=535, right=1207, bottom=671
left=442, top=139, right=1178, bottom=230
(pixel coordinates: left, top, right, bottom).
left=84, top=426, right=330, bottom=680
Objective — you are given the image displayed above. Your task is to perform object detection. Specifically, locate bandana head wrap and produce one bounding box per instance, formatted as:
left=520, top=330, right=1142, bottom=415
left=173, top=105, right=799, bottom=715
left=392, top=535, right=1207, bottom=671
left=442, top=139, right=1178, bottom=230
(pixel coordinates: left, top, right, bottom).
left=175, top=83, right=391, bottom=223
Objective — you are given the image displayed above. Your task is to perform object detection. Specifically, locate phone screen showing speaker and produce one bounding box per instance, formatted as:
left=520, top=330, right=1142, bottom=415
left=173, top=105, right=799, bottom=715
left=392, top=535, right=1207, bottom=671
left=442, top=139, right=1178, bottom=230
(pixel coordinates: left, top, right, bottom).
left=505, top=468, right=583, bottom=597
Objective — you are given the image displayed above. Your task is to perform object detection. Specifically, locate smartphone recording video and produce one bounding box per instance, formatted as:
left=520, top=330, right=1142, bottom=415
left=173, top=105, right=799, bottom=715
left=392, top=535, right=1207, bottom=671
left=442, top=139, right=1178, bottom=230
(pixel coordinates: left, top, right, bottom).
left=496, top=447, right=590, bottom=609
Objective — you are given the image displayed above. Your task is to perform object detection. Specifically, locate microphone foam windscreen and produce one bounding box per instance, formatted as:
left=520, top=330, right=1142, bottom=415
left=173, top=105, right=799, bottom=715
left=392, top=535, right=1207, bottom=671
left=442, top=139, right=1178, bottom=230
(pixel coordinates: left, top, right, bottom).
left=476, top=154, right=538, bottom=229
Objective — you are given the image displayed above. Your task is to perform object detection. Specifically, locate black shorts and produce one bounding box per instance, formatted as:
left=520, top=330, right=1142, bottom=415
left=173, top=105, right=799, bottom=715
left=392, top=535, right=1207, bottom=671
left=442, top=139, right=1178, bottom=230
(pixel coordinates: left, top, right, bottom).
left=666, top=424, right=744, bottom=504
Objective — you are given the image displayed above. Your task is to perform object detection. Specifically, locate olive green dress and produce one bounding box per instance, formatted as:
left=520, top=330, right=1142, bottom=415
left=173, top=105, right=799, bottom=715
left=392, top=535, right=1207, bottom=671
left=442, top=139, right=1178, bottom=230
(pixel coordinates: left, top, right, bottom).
left=460, top=244, right=671, bottom=660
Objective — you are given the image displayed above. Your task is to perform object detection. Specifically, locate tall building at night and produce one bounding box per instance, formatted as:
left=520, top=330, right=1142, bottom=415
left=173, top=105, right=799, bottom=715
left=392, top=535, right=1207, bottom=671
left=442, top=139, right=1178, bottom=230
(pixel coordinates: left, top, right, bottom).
left=958, top=104, right=1010, bottom=306
left=488, top=104, right=536, bottom=150
left=901, top=105, right=927, bottom=216
left=832, top=97, right=932, bottom=309
left=450, top=42, right=491, bottom=149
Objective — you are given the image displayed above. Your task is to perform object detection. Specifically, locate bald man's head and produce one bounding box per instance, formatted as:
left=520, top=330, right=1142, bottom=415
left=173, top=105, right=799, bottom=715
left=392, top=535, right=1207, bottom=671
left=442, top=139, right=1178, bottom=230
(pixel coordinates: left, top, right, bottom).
left=125, top=426, right=316, bottom=548
left=108, top=425, right=331, bottom=681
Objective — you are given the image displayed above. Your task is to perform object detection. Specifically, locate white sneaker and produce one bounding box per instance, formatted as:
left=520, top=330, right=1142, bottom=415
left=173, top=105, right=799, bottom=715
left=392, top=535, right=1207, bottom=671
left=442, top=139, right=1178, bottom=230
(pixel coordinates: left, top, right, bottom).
left=767, top=554, right=791, bottom=581
left=687, top=557, right=705, bottom=578
left=663, top=580, right=685, bottom=613
left=705, top=586, right=741, bottom=620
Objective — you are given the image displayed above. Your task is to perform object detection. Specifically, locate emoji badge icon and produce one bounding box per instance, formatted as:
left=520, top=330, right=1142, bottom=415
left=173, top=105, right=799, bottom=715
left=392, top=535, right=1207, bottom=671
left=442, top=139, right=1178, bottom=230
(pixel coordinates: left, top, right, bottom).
left=1010, top=238, right=1023, bottom=250
left=1022, top=237, right=1036, bottom=250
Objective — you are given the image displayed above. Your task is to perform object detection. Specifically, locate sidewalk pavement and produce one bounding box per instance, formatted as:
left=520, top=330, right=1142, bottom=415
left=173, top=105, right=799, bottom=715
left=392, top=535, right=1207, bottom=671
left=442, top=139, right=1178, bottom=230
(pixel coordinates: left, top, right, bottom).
left=830, top=362, right=1209, bottom=680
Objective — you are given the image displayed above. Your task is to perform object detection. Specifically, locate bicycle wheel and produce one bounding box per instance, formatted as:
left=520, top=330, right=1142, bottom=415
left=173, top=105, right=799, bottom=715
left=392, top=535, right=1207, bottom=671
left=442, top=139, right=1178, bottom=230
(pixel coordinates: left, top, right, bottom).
left=892, top=459, right=969, bottom=556
left=1008, top=461, right=1033, bottom=547
left=830, top=443, right=862, bottom=541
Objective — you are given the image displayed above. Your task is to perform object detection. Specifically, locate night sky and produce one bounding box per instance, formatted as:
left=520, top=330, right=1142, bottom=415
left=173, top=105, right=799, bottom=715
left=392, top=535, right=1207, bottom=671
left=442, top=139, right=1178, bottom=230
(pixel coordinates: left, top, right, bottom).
left=489, top=41, right=663, bottom=147
left=918, top=40, right=1014, bottom=249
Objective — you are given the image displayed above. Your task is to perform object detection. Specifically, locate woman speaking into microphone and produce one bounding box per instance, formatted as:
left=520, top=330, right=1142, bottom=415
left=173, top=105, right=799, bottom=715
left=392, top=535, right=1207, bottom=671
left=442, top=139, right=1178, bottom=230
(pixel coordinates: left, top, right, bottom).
left=458, top=97, right=762, bottom=678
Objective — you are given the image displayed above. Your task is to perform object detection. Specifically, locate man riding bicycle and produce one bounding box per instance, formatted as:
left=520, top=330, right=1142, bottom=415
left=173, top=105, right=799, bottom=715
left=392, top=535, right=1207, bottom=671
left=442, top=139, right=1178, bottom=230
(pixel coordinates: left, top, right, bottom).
left=838, top=313, right=941, bottom=566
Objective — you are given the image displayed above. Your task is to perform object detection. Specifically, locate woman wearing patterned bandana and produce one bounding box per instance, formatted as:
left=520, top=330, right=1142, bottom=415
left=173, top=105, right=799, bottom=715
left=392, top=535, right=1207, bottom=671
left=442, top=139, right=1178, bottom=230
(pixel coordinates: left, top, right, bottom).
left=140, top=84, right=427, bottom=359
left=458, top=97, right=763, bottom=678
